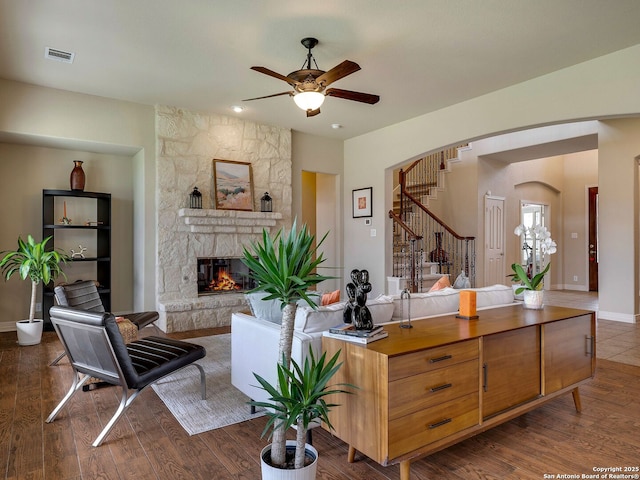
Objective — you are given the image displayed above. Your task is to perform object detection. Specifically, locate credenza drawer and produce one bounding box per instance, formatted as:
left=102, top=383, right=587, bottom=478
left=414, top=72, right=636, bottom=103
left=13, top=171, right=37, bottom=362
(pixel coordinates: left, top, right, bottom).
left=388, top=392, right=479, bottom=458
left=389, top=339, right=479, bottom=382
left=389, top=359, right=479, bottom=420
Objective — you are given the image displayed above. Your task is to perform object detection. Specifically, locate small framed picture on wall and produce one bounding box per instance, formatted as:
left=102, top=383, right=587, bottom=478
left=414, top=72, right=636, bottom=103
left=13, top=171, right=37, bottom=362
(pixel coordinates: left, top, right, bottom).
left=352, top=187, right=372, bottom=218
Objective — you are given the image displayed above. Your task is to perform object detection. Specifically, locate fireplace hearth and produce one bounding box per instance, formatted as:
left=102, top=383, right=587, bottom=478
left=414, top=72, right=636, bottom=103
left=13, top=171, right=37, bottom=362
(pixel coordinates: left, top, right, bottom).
left=197, top=257, right=256, bottom=295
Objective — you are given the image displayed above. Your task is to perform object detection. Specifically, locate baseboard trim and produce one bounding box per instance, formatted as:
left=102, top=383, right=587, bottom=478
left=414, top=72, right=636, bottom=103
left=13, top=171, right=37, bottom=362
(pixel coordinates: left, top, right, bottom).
left=559, top=284, right=589, bottom=292
left=0, top=322, right=17, bottom=333
left=598, top=310, right=637, bottom=324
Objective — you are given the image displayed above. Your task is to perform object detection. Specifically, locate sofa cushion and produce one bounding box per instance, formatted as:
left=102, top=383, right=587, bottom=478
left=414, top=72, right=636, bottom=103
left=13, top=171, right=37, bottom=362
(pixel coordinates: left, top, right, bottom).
left=474, top=284, right=515, bottom=307
left=429, top=275, right=451, bottom=292
left=294, top=301, right=346, bottom=333
left=246, top=291, right=323, bottom=324
left=294, top=294, right=395, bottom=333
left=246, top=292, right=283, bottom=324
left=392, top=287, right=460, bottom=320
left=321, top=289, right=341, bottom=306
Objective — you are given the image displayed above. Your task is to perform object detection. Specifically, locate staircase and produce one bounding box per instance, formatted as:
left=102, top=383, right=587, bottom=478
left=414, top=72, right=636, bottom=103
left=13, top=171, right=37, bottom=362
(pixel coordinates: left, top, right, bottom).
left=389, top=146, right=476, bottom=293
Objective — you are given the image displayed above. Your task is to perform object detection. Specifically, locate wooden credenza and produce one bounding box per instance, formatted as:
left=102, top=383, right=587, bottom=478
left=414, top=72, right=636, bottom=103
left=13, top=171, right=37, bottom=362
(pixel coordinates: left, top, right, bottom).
left=322, top=305, right=596, bottom=480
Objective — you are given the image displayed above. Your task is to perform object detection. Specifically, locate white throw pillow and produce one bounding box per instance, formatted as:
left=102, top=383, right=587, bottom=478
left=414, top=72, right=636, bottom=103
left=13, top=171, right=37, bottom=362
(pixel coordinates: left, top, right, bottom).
left=294, top=302, right=347, bottom=333
left=474, top=284, right=515, bottom=307
left=366, top=294, right=395, bottom=325
left=245, top=292, right=283, bottom=324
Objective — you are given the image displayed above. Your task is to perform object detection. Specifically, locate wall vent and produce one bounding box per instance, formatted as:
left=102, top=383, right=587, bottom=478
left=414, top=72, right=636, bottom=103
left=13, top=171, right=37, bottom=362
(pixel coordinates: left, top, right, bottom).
left=44, top=47, right=75, bottom=64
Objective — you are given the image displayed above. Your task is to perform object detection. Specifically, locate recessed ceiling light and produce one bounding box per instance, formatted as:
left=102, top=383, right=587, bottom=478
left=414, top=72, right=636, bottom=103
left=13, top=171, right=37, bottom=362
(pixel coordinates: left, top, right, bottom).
left=331, top=123, right=343, bottom=129
left=231, top=105, right=244, bottom=113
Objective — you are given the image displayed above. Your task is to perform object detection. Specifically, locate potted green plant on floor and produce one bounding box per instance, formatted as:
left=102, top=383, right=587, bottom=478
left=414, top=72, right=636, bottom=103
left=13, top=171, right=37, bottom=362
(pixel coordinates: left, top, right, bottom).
left=0, top=235, right=69, bottom=345
left=242, top=220, right=337, bottom=478
left=249, top=347, right=353, bottom=478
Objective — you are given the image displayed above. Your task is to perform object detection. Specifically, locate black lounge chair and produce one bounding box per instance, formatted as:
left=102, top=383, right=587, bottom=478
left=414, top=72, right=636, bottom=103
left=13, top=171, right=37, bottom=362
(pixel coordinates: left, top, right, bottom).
left=46, top=305, right=206, bottom=447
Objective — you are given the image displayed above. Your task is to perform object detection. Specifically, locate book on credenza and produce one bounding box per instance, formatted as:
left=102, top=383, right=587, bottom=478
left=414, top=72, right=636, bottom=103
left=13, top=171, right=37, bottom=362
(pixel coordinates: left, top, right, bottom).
left=323, top=329, right=389, bottom=344
left=328, top=323, right=384, bottom=337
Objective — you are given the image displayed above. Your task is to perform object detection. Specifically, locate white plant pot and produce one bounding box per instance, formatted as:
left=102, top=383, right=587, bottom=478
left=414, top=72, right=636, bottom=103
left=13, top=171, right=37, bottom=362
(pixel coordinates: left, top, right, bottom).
left=523, top=290, right=544, bottom=310
left=16, top=319, right=44, bottom=346
left=260, top=440, right=318, bottom=480
left=512, top=284, right=524, bottom=301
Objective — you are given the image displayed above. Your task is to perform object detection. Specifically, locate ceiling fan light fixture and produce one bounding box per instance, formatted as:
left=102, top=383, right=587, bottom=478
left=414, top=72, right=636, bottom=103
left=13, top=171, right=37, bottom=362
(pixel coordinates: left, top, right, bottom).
left=293, top=91, right=325, bottom=111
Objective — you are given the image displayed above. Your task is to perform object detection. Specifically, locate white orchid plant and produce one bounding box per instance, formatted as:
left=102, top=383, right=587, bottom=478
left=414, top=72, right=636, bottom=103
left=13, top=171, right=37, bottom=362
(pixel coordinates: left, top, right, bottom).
left=510, top=224, right=557, bottom=293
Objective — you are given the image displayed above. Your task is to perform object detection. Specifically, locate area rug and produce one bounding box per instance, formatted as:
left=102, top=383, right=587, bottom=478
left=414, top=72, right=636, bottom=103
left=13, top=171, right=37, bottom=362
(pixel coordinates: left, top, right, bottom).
left=151, top=333, right=264, bottom=435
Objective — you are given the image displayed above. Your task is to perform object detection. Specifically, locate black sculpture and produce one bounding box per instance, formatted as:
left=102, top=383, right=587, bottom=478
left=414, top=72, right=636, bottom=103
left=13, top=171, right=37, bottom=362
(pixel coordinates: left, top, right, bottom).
left=344, top=269, right=373, bottom=330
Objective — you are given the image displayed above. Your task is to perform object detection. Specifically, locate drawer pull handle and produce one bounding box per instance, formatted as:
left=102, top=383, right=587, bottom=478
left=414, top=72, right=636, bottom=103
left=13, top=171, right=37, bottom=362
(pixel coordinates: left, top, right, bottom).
left=429, top=383, right=452, bottom=393
left=428, top=418, right=452, bottom=429
left=429, top=354, right=452, bottom=363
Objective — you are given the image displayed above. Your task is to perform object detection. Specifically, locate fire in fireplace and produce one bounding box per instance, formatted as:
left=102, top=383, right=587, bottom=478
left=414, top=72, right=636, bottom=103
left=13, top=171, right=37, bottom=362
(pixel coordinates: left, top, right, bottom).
left=197, top=257, right=256, bottom=295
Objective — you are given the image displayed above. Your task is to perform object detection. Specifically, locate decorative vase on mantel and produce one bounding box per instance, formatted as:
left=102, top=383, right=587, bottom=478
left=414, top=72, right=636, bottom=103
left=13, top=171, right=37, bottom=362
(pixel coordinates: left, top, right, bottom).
left=523, top=290, right=544, bottom=309
left=70, top=160, right=86, bottom=191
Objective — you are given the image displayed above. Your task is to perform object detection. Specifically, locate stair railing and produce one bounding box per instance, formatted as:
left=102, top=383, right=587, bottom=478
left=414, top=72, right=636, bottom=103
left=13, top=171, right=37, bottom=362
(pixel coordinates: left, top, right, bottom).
left=389, top=210, right=423, bottom=292
left=390, top=146, right=476, bottom=291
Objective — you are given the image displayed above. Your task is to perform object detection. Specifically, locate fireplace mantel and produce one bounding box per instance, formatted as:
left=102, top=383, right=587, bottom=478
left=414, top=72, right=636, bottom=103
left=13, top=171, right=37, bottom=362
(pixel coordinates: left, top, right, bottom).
left=179, top=209, right=282, bottom=233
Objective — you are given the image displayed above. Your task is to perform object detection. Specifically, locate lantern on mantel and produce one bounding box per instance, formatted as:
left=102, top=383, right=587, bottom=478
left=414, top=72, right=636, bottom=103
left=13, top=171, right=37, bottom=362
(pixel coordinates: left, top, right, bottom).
left=189, top=187, right=202, bottom=209
left=260, top=192, right=273, bottom=212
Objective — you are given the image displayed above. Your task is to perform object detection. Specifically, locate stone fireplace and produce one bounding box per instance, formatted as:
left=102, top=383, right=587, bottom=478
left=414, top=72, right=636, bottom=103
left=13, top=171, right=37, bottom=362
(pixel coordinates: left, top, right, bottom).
left=155, top=106, right=291, bottom=332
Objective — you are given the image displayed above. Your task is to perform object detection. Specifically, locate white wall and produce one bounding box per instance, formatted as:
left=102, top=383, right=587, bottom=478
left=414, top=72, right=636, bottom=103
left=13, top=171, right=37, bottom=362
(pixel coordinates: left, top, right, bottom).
left=0, top=143, right=134, bottom=331
left=344, top=44, right=640, bottom=321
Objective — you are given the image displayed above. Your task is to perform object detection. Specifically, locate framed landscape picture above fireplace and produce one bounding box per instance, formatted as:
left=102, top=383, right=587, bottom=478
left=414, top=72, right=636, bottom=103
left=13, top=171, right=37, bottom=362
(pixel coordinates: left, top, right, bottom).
left=213, top=159, right=254, bottom=211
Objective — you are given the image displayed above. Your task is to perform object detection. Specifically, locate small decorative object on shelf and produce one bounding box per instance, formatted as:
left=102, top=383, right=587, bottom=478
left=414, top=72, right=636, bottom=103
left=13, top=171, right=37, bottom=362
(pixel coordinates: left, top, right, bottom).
left=70, top=160, right=86, bottom=191
left=189, top=187, right=202, bottom=209
left=84, top=220, right=104, bottom=226
left=260, top=192, right=272, bottom=212
left=70, top=245, right=87, bottom=259
left=60, top=201, right=71, bottom=225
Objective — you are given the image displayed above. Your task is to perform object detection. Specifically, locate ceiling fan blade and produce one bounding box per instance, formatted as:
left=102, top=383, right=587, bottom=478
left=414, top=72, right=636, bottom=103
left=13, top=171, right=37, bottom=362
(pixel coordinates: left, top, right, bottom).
left=250, top=66, right=299, bottom=87
left=306, top=108, right=321, bottom=117
left=325, top=88, right=380, bottom=104
left=242, top=91, right=294, bottom=101
left=316, top=60, right=361, bottom=87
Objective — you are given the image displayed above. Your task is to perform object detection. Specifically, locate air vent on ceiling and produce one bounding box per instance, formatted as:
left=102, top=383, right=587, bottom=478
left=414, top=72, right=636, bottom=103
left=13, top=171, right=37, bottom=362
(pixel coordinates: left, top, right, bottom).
left=44, top=47, right=75, bottom=64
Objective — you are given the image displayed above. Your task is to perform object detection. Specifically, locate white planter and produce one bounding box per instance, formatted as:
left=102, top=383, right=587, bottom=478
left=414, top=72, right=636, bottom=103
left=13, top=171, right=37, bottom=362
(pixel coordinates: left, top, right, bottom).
left=523, top=290, right=544, bottom=310
left=16, top=319, right=44, bottom=346
left=260, top=440, right=318, bottom=480
left=512, top=284, right=524, bottom=301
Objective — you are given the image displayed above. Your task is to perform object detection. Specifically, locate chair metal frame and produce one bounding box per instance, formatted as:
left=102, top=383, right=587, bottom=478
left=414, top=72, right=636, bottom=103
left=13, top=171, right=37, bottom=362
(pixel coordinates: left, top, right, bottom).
left=46, top=307, right=206, bottom=447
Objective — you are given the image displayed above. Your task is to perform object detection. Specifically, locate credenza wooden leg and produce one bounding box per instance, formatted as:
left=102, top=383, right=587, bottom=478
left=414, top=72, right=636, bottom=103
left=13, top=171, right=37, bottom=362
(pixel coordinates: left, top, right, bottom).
left=400, top=460, right=411, bottom=480
left=347, top=445, right=356, bottom=463
left=572, top=387, right=582, bottom=412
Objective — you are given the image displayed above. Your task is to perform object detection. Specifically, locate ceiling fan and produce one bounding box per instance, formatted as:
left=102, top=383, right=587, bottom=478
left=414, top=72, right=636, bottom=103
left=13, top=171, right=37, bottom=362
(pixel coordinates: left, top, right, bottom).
left=243, top=37, right=380, bottom=117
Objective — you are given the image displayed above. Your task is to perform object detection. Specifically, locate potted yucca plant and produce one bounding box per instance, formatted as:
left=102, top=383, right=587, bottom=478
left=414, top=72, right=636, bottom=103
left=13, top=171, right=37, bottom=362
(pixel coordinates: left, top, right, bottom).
left=242, top=220, right=340, bottom=478
left=249, top=348, right=353, bottom=478
left=0, top=235, right=69, bottom=345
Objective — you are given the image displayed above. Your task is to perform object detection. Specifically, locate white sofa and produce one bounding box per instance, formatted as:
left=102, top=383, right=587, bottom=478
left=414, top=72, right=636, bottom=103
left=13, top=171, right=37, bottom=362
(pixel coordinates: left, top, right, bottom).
left=231, top=293, right=394, bottom=404
left=231, top=285, right=515, bottom=404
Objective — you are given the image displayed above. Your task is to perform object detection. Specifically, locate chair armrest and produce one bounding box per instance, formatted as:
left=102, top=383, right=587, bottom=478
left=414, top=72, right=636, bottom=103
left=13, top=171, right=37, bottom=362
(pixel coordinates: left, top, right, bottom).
left=231, top=312, right=316, bottom=403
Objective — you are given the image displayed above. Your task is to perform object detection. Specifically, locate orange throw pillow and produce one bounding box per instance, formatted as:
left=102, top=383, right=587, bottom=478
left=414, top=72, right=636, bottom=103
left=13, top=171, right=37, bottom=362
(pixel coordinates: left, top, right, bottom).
left=321, top=289, right=341, bottom=306
left=429, top=275, right=451, bottom=292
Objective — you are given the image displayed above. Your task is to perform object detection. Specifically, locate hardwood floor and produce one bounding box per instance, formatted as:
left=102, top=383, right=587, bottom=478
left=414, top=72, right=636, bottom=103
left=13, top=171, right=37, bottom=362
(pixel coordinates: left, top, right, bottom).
left=1, top=303, right=638, bottom=479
